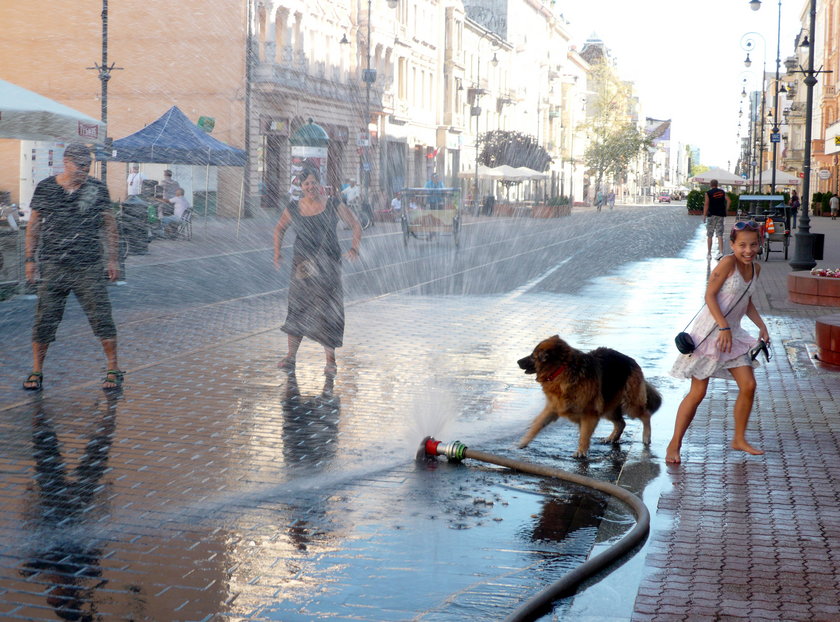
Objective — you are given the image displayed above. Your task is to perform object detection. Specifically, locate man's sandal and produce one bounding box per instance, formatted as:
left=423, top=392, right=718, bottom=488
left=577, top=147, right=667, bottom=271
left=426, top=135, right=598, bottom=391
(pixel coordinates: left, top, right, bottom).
left=23, top=372, right=43, bottom=391
left=102, top=370, right=124, bottom=390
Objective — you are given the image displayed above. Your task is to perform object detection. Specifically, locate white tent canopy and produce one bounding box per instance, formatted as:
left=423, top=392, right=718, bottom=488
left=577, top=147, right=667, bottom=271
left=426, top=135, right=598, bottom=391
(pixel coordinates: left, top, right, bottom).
left=756, top=168, right=801, bottom=186
left=0, top=79, right=105, bottom=143
left=689, top=167, right=746, bottom=186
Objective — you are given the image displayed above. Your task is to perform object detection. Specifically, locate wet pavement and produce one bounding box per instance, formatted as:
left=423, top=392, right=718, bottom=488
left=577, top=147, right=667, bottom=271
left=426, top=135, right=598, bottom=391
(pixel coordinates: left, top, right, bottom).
left=0, top=206, right=838, bottom=620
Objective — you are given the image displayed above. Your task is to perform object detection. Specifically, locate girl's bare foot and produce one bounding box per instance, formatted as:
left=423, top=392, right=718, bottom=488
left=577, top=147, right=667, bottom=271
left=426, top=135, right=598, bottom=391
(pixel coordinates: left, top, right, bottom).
left=665, top=442, right=682, bottom=464
left=731, top=439, right=764, bottom=455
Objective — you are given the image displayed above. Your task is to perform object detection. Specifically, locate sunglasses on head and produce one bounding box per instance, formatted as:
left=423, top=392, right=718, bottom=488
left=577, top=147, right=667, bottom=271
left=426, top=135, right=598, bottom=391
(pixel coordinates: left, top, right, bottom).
left=733, top=220, right=760, bottom=231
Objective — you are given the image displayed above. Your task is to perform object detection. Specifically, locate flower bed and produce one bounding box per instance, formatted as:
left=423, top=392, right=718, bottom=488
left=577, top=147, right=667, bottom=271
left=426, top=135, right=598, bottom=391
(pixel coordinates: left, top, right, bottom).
left=811, top=267, right=840, bottom=278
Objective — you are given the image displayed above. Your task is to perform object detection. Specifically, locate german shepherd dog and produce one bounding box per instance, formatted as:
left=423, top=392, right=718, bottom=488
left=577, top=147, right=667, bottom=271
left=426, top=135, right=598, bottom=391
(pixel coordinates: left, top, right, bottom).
left=517, top=335, right=662, bottom=458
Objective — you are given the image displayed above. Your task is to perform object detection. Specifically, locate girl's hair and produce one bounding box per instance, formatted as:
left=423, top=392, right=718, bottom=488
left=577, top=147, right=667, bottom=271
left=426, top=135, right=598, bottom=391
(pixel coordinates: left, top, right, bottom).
left=296, top=162, right=321, bottom=184
left=730, top=220, right=761, bottom=242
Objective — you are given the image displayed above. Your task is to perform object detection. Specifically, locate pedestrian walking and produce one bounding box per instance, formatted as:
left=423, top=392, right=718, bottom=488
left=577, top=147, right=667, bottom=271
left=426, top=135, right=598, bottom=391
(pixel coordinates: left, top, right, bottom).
left=830, top=194, right=839, bottom=220
left=789, top=189, right=800, bottom=228
left=667, top=220, right=769, bottom=464
left=703, top=179, right=730, bottom=261
left=273, top=165, right=362, bottom=377
left=23, top=143, right=123, bottom=391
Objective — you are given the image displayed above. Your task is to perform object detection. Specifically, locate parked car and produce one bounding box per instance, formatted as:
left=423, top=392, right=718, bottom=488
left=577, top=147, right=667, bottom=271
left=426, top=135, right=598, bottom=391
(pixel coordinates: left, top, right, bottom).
left=657, top=193, right=671, bottom=203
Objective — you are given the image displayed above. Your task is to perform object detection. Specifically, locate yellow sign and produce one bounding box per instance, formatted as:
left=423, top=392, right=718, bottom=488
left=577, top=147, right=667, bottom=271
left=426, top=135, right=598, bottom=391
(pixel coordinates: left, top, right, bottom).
left=834, top=136, right=840, bottom=145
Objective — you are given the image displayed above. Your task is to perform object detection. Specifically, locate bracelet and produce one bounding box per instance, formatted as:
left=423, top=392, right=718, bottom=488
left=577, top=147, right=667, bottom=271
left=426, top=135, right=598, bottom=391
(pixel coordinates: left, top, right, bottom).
left=24, top=257, right=36, bottom=263
left=718, top=327, right=731, bottom=331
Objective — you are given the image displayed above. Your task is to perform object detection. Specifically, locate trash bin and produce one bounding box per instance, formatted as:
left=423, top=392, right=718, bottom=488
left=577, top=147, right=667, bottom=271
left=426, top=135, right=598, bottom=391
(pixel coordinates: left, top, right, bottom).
left=813, top=233, right=825, bottom=261
left=121, top=196, right=150, bottom=255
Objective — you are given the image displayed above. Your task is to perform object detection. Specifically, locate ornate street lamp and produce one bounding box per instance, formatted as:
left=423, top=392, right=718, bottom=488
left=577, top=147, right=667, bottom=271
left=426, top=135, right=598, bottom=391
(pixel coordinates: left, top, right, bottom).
left=789, top=0, right=820, bottom=270
left=86, top=0, right=122, bottom=183
left=361, top=0, right=399, bottom=211
left=750, top=0, right=784, bottom=192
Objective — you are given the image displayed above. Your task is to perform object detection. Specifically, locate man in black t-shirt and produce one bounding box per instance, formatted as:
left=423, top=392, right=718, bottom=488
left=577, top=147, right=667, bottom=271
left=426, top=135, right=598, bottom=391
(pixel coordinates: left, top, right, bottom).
left=23, top=143, right=123, bottom=391
left=703, top=179, right=730, bottom=260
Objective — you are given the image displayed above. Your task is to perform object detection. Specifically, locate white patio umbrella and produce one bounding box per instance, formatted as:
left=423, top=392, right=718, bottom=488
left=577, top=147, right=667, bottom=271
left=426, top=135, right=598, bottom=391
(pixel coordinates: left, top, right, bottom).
left=757, top=168, right=801, bottom=186
left=0, top=79, right=105, bottom=143
left=512, top=166, right=549, bottom=180
left=689, top=167, right=746, bottom=186
left=458, top=164, right=504, bottom=179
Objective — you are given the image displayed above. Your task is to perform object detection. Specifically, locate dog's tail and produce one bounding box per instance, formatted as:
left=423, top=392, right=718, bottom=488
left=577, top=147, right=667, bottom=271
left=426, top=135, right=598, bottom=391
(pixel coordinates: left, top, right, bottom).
left=645, top=381, right=662, bottom=414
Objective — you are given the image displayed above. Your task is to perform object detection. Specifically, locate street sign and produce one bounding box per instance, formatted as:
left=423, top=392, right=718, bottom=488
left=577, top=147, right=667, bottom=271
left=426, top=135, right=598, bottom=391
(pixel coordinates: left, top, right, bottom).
left=770, top=131, right=780, bottom=143
left=835, top=136, right=840, bottom=145
left=819, top=169, right=831, bottom=180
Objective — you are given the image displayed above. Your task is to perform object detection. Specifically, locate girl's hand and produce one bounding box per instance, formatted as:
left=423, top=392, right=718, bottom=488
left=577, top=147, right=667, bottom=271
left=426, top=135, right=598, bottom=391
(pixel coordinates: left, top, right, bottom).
left=344, top=248, right=360, bottom=261
left=716, top=329, right=732, bottom=353
left=759, top=327, right=770, bottom=345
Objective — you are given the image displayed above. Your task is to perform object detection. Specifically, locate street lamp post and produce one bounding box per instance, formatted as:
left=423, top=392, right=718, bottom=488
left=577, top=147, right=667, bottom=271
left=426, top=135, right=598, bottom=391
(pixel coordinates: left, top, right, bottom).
left=742, top=32, right=767, bottom=191
left=751, top=0, right=784, bottom=192
left=789, top=0, right=819, bottom=270
left=361, top=0, right=398, bottom=212
left=87, top=0, right=121, bottom=183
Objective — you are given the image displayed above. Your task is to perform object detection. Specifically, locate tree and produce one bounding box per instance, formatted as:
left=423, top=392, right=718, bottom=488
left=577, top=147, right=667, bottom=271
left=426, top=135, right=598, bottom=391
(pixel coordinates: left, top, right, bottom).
left=581, top=60, right=650, bottom=198
left=478, top=130, right=552, bottom=171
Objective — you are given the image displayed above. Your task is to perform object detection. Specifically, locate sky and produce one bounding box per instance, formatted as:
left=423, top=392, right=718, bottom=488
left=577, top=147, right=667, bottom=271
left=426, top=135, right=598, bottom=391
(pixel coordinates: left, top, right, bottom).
left=559, top=0, right=804, bottom=170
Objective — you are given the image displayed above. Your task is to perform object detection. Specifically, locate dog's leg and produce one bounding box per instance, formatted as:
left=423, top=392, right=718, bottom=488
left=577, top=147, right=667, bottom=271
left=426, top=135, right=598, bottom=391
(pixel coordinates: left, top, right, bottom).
left=574, top=414, right=599, bottom=458
left=639, top=413, right=651, bottom=445
left=518, top=407, right=558, bottom=448
left=602, top=409, right=626, bottom=444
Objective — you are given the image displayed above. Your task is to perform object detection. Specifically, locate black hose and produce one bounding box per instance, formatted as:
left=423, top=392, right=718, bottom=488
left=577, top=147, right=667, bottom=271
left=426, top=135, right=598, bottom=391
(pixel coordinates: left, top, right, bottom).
left=459, top=448, right=650, bottom=622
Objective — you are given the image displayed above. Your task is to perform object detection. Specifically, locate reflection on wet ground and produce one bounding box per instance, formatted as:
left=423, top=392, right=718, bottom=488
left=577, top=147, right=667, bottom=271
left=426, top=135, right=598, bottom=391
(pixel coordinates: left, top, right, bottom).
left=0, top=221, right=706, bottom=620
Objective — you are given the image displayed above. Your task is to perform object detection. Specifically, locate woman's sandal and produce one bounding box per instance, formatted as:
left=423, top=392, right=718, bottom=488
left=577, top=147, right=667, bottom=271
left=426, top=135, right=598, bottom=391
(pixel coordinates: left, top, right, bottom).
left=102, top=369, right=124, bottom=390
left=23, top=372, right=43, bottom=391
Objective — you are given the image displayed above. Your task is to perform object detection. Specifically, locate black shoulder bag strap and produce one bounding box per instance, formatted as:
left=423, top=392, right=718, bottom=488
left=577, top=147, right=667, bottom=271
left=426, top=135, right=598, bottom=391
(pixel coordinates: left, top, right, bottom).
left=683, top=263, right=755, bottom=350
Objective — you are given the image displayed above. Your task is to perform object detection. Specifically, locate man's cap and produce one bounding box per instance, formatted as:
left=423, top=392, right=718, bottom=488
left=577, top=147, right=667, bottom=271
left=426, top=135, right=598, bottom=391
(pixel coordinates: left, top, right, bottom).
left=164, top=169, right=172, bottom=175
left=63, top=143, right=92, bottom=166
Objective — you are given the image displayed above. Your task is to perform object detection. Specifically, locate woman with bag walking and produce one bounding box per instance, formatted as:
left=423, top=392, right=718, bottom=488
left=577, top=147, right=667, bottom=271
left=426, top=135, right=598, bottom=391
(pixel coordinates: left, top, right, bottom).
left=667, top=221, right=770, bottom=464
left=274, top=165, right=362, bottom=377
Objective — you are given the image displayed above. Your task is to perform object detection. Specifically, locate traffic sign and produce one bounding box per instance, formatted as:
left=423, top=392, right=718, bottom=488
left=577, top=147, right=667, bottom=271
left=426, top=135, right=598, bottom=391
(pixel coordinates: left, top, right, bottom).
left=770, top=132, right=781, bottom=143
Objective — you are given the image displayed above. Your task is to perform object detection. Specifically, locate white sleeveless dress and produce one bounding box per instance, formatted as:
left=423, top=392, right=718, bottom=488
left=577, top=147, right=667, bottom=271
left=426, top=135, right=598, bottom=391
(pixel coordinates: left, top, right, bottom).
left=671, top=266, right=760, bottom=380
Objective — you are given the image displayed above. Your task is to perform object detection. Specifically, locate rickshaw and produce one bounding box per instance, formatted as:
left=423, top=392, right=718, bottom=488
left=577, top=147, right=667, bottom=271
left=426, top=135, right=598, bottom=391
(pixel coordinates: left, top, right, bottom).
left=737, top=194, right=790, bottom=260
left=399, top=187, right=461, bottom=247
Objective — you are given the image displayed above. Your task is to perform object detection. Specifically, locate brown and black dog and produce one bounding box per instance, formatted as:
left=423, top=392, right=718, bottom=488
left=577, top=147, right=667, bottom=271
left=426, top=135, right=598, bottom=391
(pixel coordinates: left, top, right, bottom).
left=517, top=335, right=662, bottom=458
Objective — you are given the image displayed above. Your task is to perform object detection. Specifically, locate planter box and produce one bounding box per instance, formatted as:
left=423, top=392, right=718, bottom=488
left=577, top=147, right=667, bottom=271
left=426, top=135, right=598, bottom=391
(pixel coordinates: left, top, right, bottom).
left=687, top=210, right=703, bottom=215
left=493, top=204, right=515, bottom=217
left=532, top=205, right=557, bottom=218
left=788, top=272, right=840, bottom=306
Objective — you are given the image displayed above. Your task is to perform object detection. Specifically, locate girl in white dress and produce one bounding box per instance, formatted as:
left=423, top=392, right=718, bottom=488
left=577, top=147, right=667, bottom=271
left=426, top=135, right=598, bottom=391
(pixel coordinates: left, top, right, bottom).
left=667, top=221, right=770, bottom=464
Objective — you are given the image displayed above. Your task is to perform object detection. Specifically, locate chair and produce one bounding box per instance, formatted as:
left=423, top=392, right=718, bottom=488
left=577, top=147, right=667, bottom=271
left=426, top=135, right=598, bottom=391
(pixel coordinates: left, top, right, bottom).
left=176, top=208, right=193, bottom=240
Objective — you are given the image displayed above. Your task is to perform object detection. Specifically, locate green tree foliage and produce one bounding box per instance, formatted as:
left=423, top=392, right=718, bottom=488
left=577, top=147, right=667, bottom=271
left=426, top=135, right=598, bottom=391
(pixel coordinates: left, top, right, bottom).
left=689, top=163, right=710, bottom=177
left=478, top=130, right=552, bottom=171
left=581, top=60, right=650, bottom=192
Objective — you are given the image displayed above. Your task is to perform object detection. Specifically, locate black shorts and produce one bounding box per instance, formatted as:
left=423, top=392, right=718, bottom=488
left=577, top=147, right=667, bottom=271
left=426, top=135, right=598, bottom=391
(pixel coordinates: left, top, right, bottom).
left=33, top=262, right=117, bottom=344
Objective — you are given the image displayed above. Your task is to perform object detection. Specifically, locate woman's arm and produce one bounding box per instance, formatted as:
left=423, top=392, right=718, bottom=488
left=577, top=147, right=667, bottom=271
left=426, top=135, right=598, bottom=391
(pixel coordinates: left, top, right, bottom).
left=336, top=200, right=362, bottom=260
left=705, top=256, right=735, bottom=352
left=273, top=209, right=291, bottom=269
left=745, top=299, right=769, bottom=343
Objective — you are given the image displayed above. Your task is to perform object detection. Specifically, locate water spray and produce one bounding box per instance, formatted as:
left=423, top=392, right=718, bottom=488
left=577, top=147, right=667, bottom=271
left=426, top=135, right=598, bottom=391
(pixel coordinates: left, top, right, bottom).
left=418, top=437, right=650, bottom=622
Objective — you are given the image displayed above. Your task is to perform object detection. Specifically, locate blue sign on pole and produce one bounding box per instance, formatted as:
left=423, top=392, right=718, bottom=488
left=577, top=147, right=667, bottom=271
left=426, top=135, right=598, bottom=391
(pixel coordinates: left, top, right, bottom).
left=770, top=132, right=781, bottom=143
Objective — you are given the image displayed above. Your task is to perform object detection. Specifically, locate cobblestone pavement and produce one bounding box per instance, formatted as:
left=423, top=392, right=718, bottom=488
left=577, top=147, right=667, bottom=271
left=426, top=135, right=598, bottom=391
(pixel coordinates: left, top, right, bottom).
left=0, top=206, right=838, bottom=621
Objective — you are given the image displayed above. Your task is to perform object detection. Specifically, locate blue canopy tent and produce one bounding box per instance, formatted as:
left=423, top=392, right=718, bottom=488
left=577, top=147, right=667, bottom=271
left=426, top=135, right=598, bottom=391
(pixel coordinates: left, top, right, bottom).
left=100, top=105, right=245, bottom=165
left=100, top=106, right=246, bottom=225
